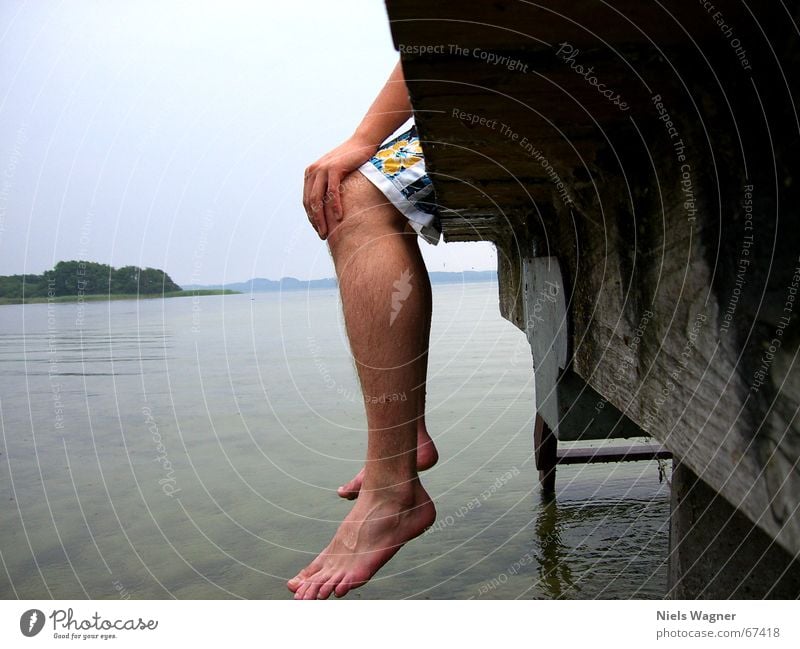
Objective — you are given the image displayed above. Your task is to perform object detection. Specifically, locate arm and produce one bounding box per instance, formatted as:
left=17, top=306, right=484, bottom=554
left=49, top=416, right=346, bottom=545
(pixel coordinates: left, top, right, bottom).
left=303, top=61, right=413, bottom=239
left=352, top=61, right=413, bottom=148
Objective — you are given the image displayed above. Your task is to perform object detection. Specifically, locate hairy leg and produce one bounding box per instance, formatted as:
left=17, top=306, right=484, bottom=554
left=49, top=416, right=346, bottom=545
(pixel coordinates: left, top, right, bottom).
left=337, top=225, right=438, bottom=499
left=288, top=173, right=436, bottom=599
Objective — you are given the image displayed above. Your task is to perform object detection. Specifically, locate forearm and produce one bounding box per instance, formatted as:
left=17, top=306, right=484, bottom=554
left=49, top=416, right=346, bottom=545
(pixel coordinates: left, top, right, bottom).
left=352, top=61, right=413, bottom=147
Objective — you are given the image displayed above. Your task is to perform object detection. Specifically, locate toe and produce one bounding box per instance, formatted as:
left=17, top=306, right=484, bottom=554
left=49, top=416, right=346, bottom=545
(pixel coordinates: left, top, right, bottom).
left=337, top=483, right=358, bottom=499
left=335, top=569, right=371, bottom=598
left=303, top=577, right=325, bottom=600
left=317, top=572, right=344, bottom=599
left=287, top=574, right=303, bottom=593
left=287, top=563, right=317, bottom=593
left=294, top=581, right=311, bottom=600
left=334, top=579, right=353, bottom=598
left=337, top=469, right=365, bottom=499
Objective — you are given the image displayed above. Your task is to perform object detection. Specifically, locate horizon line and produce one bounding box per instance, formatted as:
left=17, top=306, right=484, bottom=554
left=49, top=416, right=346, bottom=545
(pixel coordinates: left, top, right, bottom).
left=179, top=268, right=499, bottom=286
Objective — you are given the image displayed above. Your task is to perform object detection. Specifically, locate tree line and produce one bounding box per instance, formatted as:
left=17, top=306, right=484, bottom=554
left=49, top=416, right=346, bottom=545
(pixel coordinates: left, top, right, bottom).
left=0, top=261, right=182, bottom=298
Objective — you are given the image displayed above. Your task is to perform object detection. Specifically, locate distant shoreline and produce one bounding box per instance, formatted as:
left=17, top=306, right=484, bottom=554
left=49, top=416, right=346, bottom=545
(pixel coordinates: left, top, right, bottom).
left=1, top=269, right=498, bottom=304
left=184, top=269, right=498, bottom=293
left=0, top=289, right=239, bottom=305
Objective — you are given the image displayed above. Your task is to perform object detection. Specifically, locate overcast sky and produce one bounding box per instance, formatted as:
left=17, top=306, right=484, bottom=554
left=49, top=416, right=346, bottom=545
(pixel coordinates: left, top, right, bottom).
left=0, top=0, right=497, bottom=285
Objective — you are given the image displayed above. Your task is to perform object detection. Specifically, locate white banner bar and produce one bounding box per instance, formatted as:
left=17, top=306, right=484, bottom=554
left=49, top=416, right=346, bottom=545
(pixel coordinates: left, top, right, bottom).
left=1, top=600, right=798, bottom=648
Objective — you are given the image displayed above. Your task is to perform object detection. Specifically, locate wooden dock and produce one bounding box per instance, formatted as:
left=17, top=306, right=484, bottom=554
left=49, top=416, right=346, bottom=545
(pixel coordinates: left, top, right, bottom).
left=385, top=0, right=800, bottom=597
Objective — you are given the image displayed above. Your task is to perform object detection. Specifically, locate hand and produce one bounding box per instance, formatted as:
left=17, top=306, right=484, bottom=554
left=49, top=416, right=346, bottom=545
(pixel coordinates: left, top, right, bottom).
left=303, top=135, right=379, bottom=239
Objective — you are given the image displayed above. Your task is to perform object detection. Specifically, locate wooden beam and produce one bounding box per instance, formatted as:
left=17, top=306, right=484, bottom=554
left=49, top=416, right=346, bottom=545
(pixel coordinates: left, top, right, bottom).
left=556, top=444, right=671, bottom=465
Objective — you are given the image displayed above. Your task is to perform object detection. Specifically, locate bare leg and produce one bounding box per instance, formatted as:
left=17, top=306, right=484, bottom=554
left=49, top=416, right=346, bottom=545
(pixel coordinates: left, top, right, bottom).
left=337, top=247, right=438, bottom=499
left=288, top=173, right=436, bottom=599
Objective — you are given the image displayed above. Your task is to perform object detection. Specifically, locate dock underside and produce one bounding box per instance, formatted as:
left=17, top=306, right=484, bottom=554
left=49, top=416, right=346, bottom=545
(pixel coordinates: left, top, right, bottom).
left=385, top=0, right=800, bottom=596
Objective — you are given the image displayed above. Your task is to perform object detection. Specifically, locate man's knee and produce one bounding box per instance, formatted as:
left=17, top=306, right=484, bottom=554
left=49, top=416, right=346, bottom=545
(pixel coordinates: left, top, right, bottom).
left=328, top=171, right=405, bottom=246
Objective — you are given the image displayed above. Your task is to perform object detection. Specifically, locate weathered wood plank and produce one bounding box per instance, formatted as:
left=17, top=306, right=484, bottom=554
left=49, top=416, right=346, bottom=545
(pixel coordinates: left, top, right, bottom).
left=556, top=444, right=671, bottom=465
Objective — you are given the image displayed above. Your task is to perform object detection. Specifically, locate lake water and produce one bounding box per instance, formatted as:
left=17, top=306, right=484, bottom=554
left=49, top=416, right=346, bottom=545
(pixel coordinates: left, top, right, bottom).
left=0, top=283, right=670, bottom=599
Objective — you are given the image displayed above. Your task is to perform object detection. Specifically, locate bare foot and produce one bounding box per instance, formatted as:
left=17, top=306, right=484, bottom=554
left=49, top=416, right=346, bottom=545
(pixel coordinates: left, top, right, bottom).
left=338, top=428, right=439, bottom=500
left=287, top=480, right=435, bottom=599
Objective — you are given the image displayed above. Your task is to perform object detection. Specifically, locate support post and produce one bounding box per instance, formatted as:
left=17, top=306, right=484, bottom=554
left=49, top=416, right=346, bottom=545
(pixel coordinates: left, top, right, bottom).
left=534, top=414, right=557, bottom=496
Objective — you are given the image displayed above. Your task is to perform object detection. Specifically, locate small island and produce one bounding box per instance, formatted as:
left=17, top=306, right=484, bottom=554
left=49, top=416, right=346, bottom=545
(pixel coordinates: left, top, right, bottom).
left=0, top=260, right=238, bottom=305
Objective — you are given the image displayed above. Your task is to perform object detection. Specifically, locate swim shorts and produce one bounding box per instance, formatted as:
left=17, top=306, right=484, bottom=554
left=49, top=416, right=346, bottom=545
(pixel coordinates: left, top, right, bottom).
left=358, top=120, right=442, bottom=245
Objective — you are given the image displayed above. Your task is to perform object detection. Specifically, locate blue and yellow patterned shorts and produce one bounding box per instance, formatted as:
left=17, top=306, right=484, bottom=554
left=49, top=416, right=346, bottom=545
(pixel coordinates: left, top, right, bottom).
left=358, top=121, right=441, bottom=245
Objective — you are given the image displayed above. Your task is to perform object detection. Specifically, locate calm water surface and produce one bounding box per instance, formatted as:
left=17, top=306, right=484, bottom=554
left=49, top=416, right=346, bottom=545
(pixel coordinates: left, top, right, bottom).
left=0, top=283, right=669, bottom=599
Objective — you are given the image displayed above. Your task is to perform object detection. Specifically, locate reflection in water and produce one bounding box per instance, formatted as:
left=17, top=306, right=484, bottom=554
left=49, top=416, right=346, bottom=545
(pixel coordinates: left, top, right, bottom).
left=516, top=487, right=670, bottom=599
left=534, top=498, right=574, bottom=599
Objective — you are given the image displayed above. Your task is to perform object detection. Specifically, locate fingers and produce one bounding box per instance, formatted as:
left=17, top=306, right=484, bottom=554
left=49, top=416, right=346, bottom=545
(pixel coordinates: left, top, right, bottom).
left=309, top=172, right=328, bottom=239
left=302, top=154, right=352, bottom=239
left=302, top=167, right=314, bottom=218
left=325, top=171, right=343, bottom=224
left=302, top=166, right=327, bottom=239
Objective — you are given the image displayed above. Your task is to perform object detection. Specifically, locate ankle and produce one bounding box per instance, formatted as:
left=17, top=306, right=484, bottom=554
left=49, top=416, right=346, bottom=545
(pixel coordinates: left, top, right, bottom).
left=360, top=477, right=419, bottom=506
